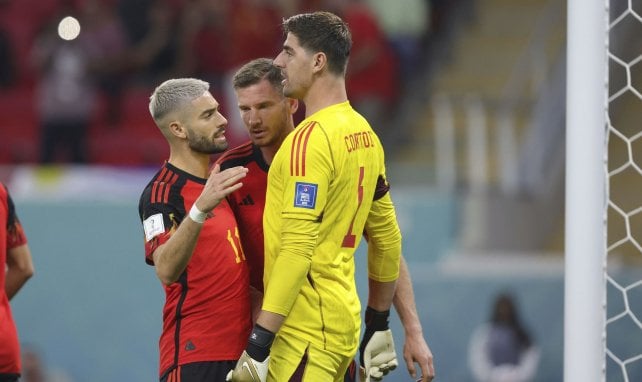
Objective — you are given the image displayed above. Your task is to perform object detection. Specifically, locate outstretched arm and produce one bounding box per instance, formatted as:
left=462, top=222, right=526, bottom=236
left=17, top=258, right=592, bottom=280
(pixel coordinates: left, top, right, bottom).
left=393, top=256, right=435, bottom=381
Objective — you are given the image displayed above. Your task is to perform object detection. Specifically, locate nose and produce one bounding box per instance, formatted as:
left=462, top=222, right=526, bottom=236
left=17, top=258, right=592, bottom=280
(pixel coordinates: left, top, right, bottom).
left=248, top=110, right=260, bottom=126
left=273, top=52, right=285, bottom=68
left=218, top=113, right=228, bottom=128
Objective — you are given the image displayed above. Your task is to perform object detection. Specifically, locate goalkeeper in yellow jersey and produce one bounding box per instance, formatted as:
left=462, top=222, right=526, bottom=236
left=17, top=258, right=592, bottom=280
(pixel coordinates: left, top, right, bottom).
left=227, top=11, right=435, bottom=382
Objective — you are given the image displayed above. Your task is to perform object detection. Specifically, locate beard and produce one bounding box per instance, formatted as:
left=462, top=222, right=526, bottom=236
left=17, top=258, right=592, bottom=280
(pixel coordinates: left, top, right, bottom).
left=187, top=130, right=228, bottom=154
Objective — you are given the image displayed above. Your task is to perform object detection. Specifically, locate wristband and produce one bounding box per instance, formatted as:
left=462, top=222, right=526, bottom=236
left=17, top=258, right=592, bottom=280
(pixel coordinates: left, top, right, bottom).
left=365, top=307, right=390, bottom=331
left=189, top=204, right=207, bottom=224
left=246, top=324, right=275, bottom=362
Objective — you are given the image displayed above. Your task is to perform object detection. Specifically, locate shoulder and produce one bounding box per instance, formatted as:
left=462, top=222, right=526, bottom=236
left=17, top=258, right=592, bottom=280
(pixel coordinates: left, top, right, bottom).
left=217, top=141, right=255, bottom=169
left=138, top=165, right=186, bottom=213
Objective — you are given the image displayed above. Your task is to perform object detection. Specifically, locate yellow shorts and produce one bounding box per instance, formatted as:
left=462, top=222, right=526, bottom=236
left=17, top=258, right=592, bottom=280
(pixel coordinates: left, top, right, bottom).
left=268, top=332, right=355, bottom=382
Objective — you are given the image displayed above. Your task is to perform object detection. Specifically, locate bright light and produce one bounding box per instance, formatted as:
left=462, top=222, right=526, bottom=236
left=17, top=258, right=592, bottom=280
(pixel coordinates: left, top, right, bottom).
left=58, top=16, right=81, bottom=41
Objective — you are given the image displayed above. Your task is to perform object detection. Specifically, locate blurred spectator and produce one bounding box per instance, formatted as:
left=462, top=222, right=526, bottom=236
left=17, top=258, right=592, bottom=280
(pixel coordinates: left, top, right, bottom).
left=323, top=0, right=399, bottom=141
left=21, top=346, right=73, bottom=382
left=366, top=0, right=430, bottom=85
left=31, top=7, right=96, bottom=164
left=228, top=0, right=282, bottom=70
left=0, top=26, right=15, bottom=88
left=174, top=0, right=232, bottom=96
left=468, top=292, right=540, bottom=382
left=80, top=0, right=129, bottom=127
left=119, top=0, right=180, bottom=86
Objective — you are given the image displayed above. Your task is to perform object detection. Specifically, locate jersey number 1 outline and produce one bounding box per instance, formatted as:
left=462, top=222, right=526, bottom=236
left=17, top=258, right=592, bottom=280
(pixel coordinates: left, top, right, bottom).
left=227, top=227, right=246, bottom=263
left=342, top=166, right=365, bottom=248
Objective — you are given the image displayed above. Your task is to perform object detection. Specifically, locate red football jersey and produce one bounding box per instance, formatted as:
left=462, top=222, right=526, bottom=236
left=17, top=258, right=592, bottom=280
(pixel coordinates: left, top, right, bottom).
left=138, top=163, right=251, bottom=378
left=0, top=183, right=27, bottom=375
left=217, top=142, right=269, bottom=293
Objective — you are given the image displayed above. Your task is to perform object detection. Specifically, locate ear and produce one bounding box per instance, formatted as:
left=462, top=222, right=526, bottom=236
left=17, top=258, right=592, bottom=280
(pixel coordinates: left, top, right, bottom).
left=168, top=121, right=187, bottom=139
left=312, top=52, right=327, bottom=74
left=288, top=98, right=299, bottom=115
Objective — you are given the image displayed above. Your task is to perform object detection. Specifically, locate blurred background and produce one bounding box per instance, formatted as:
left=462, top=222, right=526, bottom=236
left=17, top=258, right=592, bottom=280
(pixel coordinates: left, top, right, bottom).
left=0, top=0, right=640, bottom=380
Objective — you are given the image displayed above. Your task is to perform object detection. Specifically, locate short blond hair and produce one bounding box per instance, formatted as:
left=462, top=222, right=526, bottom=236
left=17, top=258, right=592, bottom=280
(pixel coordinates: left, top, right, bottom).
left=149, top=78, right=209, bottom=123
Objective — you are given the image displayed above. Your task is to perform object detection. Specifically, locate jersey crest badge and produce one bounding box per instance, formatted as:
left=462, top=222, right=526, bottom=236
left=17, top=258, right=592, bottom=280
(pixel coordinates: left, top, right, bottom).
left=294, top=182, right=318, bottom=209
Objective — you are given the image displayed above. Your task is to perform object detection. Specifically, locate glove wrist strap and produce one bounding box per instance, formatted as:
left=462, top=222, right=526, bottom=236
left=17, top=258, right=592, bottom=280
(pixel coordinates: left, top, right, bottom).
left=365, top=306, right=390, bottom=331
left=246, top=324, right=275, bottom=362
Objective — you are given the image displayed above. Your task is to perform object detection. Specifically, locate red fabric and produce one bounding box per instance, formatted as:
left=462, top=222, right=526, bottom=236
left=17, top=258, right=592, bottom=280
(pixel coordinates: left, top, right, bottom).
left=228, top=1, right=282, bottom=69
left=216, top=142, right=269, bottom=293
left=139, top=163, right=251, bottom=377
left=343, top=4, right=398, bottom=104
left=0, top=183, right=24, bottom=374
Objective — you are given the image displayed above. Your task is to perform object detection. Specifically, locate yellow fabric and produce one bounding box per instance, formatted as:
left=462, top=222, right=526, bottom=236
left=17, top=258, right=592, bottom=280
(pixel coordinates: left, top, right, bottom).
left=263, top=101, right=401, bottom=357
left=267, top=332, right=354, bottom=382
left=365, top=193, right=402, bottom=281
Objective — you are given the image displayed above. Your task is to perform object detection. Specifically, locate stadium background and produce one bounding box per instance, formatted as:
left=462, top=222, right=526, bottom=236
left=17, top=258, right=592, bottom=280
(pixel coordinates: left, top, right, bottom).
left=1, top=0, right=638, bottom=380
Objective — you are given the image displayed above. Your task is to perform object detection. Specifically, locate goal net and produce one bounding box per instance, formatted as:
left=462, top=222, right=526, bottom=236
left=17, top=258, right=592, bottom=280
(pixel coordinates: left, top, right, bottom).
left=605, top=0, right=642, bottom=380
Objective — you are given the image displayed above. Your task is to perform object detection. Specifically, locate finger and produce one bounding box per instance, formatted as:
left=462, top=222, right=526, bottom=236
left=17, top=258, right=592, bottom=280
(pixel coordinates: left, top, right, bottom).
left=421, top=363, right=435, bottom=381
left=211, top=167, right=248, bottom=190
left=403, top=347, right=417, bottom=377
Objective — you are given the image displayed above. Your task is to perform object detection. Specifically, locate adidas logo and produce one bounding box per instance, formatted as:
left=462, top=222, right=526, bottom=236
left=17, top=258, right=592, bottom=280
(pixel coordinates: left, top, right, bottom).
left=238, top=194, right=255, bottom=206
left=185, top=340, right=196, bottom=351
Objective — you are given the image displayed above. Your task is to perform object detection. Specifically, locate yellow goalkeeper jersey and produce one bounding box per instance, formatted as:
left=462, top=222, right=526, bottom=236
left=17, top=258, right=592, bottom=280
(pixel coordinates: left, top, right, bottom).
left=262, top=101, right=401, bottom=356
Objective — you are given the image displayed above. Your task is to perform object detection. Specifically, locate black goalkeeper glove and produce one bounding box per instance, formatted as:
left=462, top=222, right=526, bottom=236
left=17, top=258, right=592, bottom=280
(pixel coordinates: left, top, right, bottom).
left=359, top=307, right=398, bottom=382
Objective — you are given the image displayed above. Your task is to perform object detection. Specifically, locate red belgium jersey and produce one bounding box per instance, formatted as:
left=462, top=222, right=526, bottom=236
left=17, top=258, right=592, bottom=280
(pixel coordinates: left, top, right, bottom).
left=216, top=142, right=268, bottom=293
left=138, top=163, right=251, bottom=378
left=0, top=183, right=27, bottom=375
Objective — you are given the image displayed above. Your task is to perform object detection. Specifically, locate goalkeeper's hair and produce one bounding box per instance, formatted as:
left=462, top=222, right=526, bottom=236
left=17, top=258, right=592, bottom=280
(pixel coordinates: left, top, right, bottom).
left=232, top=58, right=284, bottom=94
left=282, top=11, right=352, bottom=76
left=149, top=78, right=210, bottom=123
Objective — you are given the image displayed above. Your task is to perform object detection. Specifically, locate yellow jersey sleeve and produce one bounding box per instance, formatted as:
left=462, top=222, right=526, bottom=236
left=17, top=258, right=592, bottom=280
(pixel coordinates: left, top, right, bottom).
left=365, top=191, right=402, bottom=282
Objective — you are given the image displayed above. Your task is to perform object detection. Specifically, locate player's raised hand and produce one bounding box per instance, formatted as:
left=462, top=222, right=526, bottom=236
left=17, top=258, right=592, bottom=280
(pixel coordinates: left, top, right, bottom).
left=359, top=307, right=398, bottom=381
left=195, top=164, right=248, bottom=212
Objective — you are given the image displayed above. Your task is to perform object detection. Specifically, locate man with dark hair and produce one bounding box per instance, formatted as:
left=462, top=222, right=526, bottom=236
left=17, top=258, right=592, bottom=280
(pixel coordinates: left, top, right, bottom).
left=220, top=57, right=434, bottom=382
left=139, top=78, right=251, bottom=382
left=228, top=12, right=434, bottom=382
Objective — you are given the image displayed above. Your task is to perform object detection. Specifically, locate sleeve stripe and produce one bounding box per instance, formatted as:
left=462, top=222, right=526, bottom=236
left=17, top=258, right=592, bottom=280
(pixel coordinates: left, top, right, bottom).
left=163, top=173, right=178, bottom=203
left=150, top=167, right=167, bottom=203
left=155, top=168, right=173, bottom=204
left=290, top=122, right=316, bottom=176
left=299, top=122, right=315, bottom=176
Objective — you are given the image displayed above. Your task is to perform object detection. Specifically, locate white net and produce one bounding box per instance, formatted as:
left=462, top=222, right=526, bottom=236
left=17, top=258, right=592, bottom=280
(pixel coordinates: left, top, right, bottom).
left=606, top=0, right=642, bottom=380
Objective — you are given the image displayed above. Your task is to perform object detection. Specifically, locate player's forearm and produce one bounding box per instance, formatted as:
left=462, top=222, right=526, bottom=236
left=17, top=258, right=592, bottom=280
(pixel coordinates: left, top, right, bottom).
left=367, top=278, right=398, bottom=312
left=153, top=217, right=203, bottom=285
left=5, top=244, right=34, bottom=300
left=256, top=310, right=286, bottom=334
left=393, top=256, right=423, bottom=336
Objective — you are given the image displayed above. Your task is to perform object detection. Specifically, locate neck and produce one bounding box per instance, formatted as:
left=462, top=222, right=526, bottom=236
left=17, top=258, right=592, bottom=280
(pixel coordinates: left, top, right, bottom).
left=260, top=120, right=295, bottom=165
left=167, top=145, right=211, bottom=178
left=260, top=145, right=278, bottom=166
left=303, top=74, right=347, bottom=117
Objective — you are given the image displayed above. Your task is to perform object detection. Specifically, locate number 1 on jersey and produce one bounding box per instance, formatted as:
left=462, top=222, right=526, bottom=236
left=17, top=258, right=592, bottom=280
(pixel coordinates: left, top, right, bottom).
left=342, top=166, right=365, bottom=248
left=227, top=227, right=246, bottom=263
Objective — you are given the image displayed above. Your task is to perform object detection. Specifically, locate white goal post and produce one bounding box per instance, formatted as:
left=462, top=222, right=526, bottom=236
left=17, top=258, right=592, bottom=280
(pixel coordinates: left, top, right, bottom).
left=564, top=0, right=607, bottom=381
